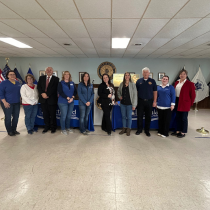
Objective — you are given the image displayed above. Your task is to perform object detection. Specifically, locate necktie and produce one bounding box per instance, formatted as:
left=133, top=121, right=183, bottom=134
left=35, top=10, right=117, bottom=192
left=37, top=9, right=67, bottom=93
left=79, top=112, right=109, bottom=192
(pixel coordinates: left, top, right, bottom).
left=45, top=76, right=49, bottom=92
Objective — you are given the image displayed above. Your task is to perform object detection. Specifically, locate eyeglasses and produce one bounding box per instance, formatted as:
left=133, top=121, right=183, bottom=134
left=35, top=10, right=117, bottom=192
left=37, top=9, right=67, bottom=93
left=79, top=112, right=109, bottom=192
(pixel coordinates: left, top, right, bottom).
left=8, top=74, right=16, bottom=76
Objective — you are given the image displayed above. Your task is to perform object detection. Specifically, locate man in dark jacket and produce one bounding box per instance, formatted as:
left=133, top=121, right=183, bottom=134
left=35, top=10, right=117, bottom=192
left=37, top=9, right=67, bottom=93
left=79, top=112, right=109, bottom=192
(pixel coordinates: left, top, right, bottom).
left=37, top=67, right=59, bottom=134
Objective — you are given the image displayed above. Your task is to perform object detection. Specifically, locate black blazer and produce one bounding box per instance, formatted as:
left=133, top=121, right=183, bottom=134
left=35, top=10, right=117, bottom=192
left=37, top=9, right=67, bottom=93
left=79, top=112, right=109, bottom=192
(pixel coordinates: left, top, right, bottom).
left=37, top=75, right=59, bottom=105
left=98, top=82, right=114, bottom=107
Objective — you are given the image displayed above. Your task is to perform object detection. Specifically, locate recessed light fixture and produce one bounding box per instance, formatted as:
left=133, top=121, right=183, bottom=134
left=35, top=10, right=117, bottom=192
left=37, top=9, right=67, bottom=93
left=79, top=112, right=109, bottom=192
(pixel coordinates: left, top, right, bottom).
left=0, top=38, right=32, bottom=48
left=207, top=44, right=210, bottom=46
left=64, top=43, right=71, bottom=46
left=135, top=43, right=142, bottom=46
left=112, top=38, right=130, bottom=48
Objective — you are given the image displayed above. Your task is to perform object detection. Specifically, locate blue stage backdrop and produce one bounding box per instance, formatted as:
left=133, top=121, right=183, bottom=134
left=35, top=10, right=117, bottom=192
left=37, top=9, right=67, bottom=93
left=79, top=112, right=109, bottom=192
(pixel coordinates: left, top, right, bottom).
left=35, top=100, right=94, bottom=131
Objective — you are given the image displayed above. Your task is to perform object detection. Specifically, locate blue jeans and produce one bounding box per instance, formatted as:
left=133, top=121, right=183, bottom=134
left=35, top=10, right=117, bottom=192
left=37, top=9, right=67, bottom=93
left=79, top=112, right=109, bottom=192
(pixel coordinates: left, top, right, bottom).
left=120, top=104, right=132, bottom=129
left=58, top=102, right=74, bottom=131
left=23, top=105, right=38, bottom=131
left=1, top=102, right=20, bottom=133
left=79, top=105, right=91, bottom=133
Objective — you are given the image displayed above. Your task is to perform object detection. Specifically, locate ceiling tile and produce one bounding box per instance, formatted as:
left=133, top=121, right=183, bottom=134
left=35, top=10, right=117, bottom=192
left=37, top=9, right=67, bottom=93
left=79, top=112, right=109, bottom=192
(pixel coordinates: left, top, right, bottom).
left=36, top=48, right=60, bottom=55
left=124, top=48, right=141, bottom=55
left=92, top=38, right=111, bottom=49
left=37, top=0, right=80, bottom=19
left=176, top=18, right=210, bottom=40
left=137, top=48, right=155, bottom=55
left=81, top=48, right=97, bottom=55
left=144, top=0, right=189, bottom=18
left=34, top=38, right=61, bottom=48
left=26, top=48, right=48, bottom=55
left=1, top=19, right=47, bottom=37
left=0, top=22, right=27, bottom=38
left=160, top=38, right=193, bottom=49
left=111, top=49, right=126, bottom=55
left=165, top=49, right=187, bottom=55
left=112, top=19, right=139, bottom=38
left=0, top=0, right=50, bottom=19
left=86, top=54, right=99, bottom=58
left=111, top=55, right=123, bottom=58
left=27, top=19, right=68, bottom=38
left=0, top=2, right=21, bottom=18
left=175, top=0, right=210, bottom=18
left=155, top=18, right=200, bottom=39
left=72, top=38, right=95, bottom=49
left=84, top=19, right=111, bottom=38
left=56, top=19, right=89, bottom=38
left=66, top=48, right=85, bottom=55
left=50, top=48, right=73, bottom=55
left=150, top=49, right=171, bottom=55
left=144, top=38, right=171, bottom=49
left=113, top=0, right=149, bottom=18
left=75, top=0, right=111, bottom=18
left=96, top=48, right=110, bottom=54
left=99, top=54, right=110, bottom=58
left=134, top=19, right=169, bottom=38
left=123, top=55, right=135, bottom=58
left=76, top=55, right=87, bottom=58
left=177, top=49, right=204, bottom=56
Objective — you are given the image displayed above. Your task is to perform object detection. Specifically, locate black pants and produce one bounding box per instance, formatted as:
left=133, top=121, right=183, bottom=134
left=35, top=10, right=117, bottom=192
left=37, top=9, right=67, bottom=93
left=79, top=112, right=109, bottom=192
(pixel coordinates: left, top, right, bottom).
left=137, top=98, right=153, bottom=132
left=175, top=97, right=188, bottom=133
left=157, top=108, right=172, bottom=136
left=101, top=105, right=112, bottom=133
left=41, top=103, right=57, bottom=130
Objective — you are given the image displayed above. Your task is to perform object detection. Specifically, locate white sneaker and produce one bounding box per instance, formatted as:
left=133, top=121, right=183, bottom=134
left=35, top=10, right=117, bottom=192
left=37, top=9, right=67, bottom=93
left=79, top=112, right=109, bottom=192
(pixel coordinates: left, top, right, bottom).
left=67, top=129, right=73, bottom=133
left=161, top=135, right=166, bottom=138
left=86, top=130, right=90, bottom=134
left=157, top=133, right=161, bottom=136
left=61, top=130, right=68, bottom=135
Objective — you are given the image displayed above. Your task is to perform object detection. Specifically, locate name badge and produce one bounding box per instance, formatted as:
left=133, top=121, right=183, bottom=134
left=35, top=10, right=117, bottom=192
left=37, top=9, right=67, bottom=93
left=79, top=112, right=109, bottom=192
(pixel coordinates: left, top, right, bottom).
left=148, top=82, right=152, bottom=85
left=70, top=84, right=73, bottom=86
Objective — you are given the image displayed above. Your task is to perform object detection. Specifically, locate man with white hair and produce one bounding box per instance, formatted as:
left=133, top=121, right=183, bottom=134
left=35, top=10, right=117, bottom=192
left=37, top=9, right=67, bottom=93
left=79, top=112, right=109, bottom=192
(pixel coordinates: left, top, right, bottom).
left=37, top=67, right=59, bottom=134
left=135, top=67, right=157, bottom=136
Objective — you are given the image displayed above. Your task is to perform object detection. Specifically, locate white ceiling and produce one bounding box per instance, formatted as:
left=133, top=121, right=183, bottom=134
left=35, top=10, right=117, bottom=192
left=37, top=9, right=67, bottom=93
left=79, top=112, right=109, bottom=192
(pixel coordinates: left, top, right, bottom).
left=0, top=0, right=210, bottom=58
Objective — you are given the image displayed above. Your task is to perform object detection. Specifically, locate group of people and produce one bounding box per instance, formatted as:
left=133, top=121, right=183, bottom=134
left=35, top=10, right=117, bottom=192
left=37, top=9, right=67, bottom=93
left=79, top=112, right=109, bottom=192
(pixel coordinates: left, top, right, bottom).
left=0, top=66, right=196, bottom=138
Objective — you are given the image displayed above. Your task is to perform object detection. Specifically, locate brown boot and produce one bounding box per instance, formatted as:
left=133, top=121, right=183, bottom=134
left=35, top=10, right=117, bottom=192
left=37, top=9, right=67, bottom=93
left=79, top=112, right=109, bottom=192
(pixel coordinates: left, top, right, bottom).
left=126, top=128, right=131, bottom=136
left=119, top=127, right=127, bottom=135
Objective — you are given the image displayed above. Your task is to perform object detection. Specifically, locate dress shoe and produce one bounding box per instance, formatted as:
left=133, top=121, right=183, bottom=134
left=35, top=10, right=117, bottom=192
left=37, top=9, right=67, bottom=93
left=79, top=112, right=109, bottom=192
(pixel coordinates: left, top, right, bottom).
left=171, top=132, right=178, bottom=136
left=119, top=127, right=127, bottom=135
left=8, top=132, right=16, bottom=136
left=135, top=130, right=142, bottom=135
left=42, top=129, right=49, bottom=134
left=177, top=133, right=185, bottom=138
left=107, top=132, right=111, bottom=136
left=51, top=129, right=56, bottom=134
left=145, top=132, right=151, bottom=137
left=13, top=131, right=20, bottom=135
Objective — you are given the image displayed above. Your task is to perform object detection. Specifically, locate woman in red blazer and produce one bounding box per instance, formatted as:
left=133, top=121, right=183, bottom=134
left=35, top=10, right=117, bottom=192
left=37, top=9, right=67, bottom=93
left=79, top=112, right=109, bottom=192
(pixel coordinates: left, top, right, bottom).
left=171, top=69, right=196, bottom=138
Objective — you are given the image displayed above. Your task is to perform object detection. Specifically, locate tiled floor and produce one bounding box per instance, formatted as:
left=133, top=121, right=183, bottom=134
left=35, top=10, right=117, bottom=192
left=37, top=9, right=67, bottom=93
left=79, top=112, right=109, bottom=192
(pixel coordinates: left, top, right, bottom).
left=0, top=107, right=210, bottom=210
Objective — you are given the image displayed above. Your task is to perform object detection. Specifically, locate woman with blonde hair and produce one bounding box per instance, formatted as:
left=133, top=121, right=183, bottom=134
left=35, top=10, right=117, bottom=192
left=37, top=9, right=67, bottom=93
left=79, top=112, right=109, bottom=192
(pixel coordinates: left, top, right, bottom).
left=57, top=71, right=77, bottom=135
left=20, top=74, right=38, bottom=134
left=117, top=72, right=137, bottom=136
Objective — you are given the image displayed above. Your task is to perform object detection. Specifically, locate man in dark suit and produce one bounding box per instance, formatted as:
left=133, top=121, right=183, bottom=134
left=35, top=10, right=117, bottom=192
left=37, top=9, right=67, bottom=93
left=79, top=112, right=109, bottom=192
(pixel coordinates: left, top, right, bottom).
left=37, top=67, right=59, bottom=134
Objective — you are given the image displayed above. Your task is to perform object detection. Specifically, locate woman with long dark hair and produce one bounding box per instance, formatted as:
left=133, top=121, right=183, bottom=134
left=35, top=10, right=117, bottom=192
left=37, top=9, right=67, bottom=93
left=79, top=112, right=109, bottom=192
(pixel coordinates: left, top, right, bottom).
left=117, top=72, right=137, bottom=136
left=78, top=72, right=94, bottom=135
left=98, top=74, right=115, bottom=135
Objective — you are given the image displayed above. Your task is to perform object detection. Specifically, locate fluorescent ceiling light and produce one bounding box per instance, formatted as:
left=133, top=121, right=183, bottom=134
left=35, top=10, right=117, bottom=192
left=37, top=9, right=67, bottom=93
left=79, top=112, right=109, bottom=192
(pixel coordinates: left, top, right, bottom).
left=0, top=38, right=32, bottom=48
left=112, top=38, right=130, bottom=48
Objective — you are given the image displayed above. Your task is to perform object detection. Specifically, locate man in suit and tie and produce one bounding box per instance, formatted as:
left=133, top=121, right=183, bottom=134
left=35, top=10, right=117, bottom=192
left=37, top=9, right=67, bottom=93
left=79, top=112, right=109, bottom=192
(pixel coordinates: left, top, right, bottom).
left=37, top=67, right=59, bottom=134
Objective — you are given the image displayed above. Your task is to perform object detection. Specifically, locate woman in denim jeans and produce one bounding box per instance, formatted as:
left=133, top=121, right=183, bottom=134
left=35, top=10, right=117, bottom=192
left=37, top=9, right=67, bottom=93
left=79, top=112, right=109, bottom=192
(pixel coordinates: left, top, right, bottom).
left=0, top=70, right=21, bottom=136
left=20, top=74, right=39, bottom=134
left=57, top=71, right=77, bottom=135
left=77, top=72, right=94, bottom=135
left=117, top=72, right=137, bottom=136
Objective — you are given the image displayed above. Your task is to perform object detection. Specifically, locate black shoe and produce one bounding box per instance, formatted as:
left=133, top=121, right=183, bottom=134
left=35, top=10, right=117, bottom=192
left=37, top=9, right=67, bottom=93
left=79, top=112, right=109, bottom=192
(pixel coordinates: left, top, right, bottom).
left=107, top=132, right=111, bottom=136
left=145, top=132, right=151, bottom=137
left=102, top=128, right=107, bottom=132
left=171, top=132, right=178, bottom=136
left=42, top=129, right=49, bottom=134
left=51, top=129, right=56, bottom=134
left=177, top=133, right=185, bottom=138
left=135, top=130, right=142, bottom=135
left=13, top=131, right=20, bottom=135
left=8, top=132, right=16, bottom=136
left=28, top=130, right=33, bottom=135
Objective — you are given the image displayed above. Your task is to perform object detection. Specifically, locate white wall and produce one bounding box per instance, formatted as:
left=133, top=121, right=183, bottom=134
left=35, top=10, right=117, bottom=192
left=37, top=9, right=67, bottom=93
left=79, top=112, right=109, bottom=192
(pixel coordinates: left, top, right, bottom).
left=0, top=57, right=210, bottom=85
